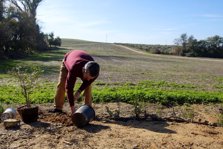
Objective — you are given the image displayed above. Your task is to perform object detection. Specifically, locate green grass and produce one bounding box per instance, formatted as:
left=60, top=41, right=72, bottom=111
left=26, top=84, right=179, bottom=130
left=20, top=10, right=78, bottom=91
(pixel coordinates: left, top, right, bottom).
left=0, top=39, right=223, bottom=105
left=0, top=82, right=55, bottom=104
left=0, top=82, right=223, bottom=105
left=0, top=48, right=70, bottom=83
left=92, top=81, right=223, bottom=105
left=0, top=80, right=222, bottom=106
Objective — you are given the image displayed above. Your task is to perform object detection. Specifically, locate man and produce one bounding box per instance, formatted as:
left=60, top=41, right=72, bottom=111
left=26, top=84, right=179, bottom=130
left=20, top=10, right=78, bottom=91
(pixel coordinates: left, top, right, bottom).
left=50, top=50, right=100, bottom=114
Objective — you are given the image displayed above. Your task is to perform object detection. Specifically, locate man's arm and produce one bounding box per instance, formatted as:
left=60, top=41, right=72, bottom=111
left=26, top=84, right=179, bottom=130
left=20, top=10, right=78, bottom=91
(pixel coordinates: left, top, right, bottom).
left=78, top=77, right=97, bottom=93
left=66, top=72, right=77, bottom=110
left=70, top=90, right=81, bottom=114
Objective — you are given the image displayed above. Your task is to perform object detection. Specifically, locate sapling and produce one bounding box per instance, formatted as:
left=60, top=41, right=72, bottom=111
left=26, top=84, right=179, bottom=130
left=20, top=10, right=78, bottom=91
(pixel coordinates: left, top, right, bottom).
left=181, top=103, right=195, bottom=122
left=105, top=105, right=120, bottom=119
left=132, top=98, right=146, bottom=119
left=11, top=66, right=42, bottom=107
left=218, top=105, right=223, bottom=127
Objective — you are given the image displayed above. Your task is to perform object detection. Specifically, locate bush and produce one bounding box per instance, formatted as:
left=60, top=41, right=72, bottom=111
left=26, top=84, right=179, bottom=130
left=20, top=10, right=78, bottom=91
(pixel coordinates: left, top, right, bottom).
left=10, top=65, right=43, bottom=107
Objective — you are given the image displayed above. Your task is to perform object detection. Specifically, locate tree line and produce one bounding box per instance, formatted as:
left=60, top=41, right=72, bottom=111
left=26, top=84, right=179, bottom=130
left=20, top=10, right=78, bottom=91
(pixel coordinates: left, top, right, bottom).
left=174, top=33, right=223, bottom=58
left=116, top=34, right=223, bottom=58
left=0, top=0, right=61, bottom=59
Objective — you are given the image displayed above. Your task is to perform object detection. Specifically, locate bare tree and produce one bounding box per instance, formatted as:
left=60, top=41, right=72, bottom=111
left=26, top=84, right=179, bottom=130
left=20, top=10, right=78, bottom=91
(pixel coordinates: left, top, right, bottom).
left=10, top=0, right=43, bottom=19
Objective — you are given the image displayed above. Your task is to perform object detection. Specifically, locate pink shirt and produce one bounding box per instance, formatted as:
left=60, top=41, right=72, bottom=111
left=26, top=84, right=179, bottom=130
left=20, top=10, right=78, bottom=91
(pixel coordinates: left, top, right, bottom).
left=63, top=50, right=96, bottom=106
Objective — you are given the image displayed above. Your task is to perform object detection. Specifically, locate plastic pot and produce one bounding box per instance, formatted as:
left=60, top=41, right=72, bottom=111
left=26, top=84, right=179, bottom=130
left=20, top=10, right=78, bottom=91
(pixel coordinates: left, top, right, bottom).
left=17, top=105, right=38, bottom=123
left=1, top=107, right=16, bottom=122
left=72, top=105, right=95, bottom=128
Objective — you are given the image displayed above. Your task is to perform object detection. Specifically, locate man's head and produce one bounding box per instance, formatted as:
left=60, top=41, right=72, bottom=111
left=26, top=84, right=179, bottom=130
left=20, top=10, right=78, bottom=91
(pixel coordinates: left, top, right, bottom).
left=83, top=61, right=100, bottom=81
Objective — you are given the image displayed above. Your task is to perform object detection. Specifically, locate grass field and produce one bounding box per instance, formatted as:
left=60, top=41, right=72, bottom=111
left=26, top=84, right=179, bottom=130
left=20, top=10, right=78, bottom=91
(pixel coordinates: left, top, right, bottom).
left=62, top=39, right=223, bottom=92
left=0, top=39, right=223, bottom=105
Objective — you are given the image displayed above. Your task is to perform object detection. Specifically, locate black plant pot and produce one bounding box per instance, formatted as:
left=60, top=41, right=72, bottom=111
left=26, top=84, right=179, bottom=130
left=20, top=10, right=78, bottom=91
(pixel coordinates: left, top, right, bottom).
left=17, top=105, right=39, bottom=123
left=72, top=105, right=95, bottom=128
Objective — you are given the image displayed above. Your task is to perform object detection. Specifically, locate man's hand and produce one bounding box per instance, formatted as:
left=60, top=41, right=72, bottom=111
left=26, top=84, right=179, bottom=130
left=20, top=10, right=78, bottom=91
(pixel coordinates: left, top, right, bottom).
left=71, top=91, right=81, bottom=114
left=74, top=90, right=81, bottom=101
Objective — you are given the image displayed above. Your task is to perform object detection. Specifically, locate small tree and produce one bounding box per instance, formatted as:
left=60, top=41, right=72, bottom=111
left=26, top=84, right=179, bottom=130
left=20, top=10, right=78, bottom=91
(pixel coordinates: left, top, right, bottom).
left=11, top=65, right=42, bottom=107
left=47, top=32, right=61, bottom=47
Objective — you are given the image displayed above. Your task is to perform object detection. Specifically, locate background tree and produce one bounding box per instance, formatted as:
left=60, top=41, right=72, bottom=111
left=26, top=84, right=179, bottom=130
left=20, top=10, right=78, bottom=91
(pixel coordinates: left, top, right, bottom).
left=53, top=37, right=62, bottom=47
left=206, top=35, right=223, bottom=57
left=0, top=0, right=50, bottom=59
left=48, top=32, right=54, bottom=47
left=47, top=32, right=61, bottom=47
left=174, top=34, right=223, bottom=58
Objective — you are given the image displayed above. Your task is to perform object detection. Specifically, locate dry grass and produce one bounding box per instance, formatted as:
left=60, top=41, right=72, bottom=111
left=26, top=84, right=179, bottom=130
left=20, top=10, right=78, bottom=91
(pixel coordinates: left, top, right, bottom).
left=1, top=39, right=223, bottom=92
left=61, top=39, right=223, bottom=92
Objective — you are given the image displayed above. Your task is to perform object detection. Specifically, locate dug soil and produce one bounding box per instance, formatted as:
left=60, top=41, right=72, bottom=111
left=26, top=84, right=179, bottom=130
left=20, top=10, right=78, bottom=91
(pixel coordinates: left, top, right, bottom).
left=0, top=102, right=223, bottom=149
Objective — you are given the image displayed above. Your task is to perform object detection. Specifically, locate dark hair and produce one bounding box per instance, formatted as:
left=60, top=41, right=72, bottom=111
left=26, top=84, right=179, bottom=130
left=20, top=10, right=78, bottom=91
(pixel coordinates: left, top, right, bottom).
left=84, top=61, right=100, bottom=77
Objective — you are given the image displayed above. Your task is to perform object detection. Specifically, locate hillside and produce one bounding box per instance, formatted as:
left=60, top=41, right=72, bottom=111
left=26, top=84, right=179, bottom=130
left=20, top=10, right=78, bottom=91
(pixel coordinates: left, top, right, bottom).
left=61, top=38, right=223, bottom=91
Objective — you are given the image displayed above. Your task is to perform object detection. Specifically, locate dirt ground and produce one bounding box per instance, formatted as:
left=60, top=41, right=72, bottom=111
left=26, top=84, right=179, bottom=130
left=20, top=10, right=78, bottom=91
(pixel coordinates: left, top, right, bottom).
left=0, top=102, right=223, bottom=149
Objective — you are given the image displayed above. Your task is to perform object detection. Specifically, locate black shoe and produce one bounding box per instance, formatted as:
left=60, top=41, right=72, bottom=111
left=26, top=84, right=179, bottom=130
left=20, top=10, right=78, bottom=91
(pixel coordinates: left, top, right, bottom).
left=49, top=108, right=63, bottom=113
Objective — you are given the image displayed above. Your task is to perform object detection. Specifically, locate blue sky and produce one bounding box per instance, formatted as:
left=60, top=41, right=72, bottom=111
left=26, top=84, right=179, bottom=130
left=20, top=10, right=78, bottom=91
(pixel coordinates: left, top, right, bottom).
left=37, top=0, right=223, bottom=45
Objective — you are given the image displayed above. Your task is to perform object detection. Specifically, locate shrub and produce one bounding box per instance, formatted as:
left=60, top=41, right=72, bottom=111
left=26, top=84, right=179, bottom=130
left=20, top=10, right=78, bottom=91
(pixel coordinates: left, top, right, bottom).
left=10, top=65, right=43, bottom=107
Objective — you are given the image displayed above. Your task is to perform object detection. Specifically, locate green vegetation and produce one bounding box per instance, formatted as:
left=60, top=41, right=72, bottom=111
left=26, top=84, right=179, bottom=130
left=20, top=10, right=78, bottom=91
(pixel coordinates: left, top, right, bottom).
left=93, top=81, right=223, bottom=105
left=0, top=82, right=55, bottom=104
left=10, top=65, right=43, bottom=107
left=180, top=103, right=195, bottom=122
left=218, top=105, right=223, bottom=126
left=0, top=0, right=61, bottom=59
left=218, top=113, right=223, bottom=127
left=0, top=80, right=222, bottom=106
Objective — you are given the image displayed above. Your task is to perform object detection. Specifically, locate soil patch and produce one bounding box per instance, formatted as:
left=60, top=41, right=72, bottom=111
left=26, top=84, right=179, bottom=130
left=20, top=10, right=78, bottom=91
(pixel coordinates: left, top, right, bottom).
left=0, top=103, right=223, bottom=149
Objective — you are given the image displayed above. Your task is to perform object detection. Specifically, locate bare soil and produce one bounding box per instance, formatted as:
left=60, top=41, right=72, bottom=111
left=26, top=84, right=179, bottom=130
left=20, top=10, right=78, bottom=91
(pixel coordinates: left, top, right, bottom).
left=0, top=102, right=223, bottom=149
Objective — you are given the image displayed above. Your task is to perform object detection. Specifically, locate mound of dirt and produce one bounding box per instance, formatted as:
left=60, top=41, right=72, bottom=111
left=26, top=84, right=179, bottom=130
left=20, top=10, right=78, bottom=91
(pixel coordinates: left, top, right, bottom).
left=39, top=111, right=73, bottom=126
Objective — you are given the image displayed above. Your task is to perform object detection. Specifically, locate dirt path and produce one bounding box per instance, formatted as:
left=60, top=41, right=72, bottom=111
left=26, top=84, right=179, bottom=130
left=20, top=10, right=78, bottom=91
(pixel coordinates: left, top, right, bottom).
left=0, top=103, right=223, bottom=149
left=115, top=44, right=223, bottom=62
